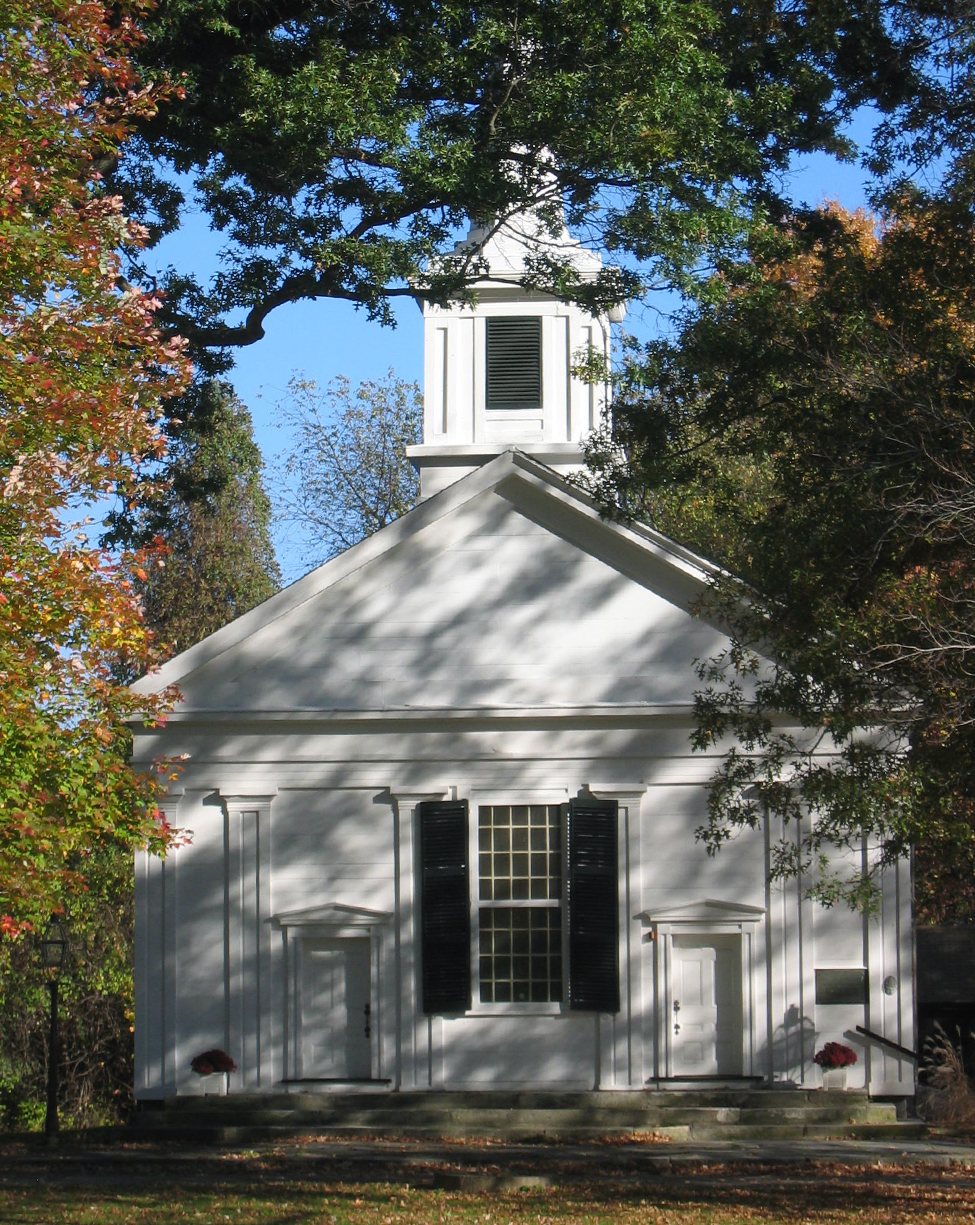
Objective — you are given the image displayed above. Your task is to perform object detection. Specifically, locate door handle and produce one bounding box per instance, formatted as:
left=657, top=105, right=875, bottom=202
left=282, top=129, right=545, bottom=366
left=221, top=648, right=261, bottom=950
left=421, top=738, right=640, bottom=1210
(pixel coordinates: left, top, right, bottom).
left=363, top=1001, right=371, bottom=1039
left=673, top=999, right=680, bottom=1035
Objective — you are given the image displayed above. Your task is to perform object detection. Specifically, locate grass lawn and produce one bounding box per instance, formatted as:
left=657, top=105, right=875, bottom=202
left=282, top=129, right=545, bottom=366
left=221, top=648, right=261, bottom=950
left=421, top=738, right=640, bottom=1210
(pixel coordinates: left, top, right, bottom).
left=3, top=1162, right=975, bottom=1224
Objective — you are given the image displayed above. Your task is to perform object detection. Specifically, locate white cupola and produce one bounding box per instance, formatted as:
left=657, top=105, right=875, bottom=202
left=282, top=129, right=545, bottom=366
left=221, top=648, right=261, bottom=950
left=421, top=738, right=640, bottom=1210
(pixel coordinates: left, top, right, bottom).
left=406, top=209, right=622, bottom=498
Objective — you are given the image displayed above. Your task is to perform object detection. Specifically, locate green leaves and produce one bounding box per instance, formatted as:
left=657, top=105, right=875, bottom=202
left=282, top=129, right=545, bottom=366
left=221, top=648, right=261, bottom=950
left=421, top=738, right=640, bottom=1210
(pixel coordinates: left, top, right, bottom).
left=0, top=839, right=139, bottom=1126
left=112, top=0, right=921, bottom=363
left=594, top=192, right=975, bottom=909
left=0, top=1, right=192, bottom=932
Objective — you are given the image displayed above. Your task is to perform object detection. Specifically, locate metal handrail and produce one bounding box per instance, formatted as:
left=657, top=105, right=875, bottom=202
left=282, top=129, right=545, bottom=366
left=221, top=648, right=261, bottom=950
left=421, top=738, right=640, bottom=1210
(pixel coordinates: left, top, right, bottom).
left=854, top=1025, right=918, bottom=1063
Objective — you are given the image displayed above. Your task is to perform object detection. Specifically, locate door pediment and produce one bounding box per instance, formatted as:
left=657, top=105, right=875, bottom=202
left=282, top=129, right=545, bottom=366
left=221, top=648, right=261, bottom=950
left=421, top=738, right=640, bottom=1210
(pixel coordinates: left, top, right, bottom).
left=640, top=898, right=766, bottom=926
left=272, top=902, right=393, bottom=929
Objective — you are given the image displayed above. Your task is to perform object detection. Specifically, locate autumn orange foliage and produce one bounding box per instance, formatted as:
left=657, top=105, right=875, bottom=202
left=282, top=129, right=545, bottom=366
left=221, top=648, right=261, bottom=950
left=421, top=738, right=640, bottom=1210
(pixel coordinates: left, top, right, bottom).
left=0, top=0, right=191, bottom=932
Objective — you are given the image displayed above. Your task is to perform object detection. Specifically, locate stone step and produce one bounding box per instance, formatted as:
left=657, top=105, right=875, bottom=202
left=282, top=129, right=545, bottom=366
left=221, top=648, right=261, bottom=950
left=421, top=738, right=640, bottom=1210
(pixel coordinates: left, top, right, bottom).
left=141, top=1107, right=710, bottom=1130
left=154, top=1087, right=870, bottom=1113
left=135, top=1087, right=922, bottom=1146
left=685, top=1121, right=929, bottom=1142
left=737, top=1103, right=897, bottom=1124
left=133, top=1119, right=929, bottom=1146
left=138, top=1098, right=898, bottom=1133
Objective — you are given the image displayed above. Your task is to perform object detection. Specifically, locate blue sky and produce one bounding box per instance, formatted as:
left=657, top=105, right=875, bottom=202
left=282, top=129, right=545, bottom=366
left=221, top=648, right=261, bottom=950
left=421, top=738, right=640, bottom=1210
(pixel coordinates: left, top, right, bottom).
left=146, top=130, right=874, bottom=580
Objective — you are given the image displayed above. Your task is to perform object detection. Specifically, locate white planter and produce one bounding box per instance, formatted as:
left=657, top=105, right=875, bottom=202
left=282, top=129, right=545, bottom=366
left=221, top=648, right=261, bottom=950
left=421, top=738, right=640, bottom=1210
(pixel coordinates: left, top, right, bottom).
left=201, top=1072, right=228, bottom=1096
left=822, top=1068, right=848, bottom=1091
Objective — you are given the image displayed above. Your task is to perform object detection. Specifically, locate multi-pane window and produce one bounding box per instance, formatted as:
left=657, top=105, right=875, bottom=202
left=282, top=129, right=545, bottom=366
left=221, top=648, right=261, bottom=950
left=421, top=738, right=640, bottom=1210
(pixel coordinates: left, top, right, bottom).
left=477, top=804, right=562, bottom=1004
left=485, top=317, right=542, bottom=409
left=417, top=797, right=620, bottom=1016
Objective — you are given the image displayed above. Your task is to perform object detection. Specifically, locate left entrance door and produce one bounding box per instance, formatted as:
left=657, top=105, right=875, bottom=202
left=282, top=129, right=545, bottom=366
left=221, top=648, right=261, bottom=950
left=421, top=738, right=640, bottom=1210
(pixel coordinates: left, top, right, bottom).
left=299, top=938, right=372, bottom=1079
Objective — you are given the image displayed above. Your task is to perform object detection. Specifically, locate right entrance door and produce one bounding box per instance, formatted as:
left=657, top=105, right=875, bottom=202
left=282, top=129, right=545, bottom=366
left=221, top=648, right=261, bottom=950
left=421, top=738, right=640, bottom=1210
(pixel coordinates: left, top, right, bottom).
left=671, top=934, right=743, bottom=1076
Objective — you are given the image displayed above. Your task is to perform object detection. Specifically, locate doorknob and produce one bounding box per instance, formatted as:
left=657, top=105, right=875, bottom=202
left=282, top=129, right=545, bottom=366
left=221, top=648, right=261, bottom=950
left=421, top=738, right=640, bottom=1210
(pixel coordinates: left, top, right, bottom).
left=363, top=1001, right=371, bottom=1039
left=673, top=999, right=680, bottom=1035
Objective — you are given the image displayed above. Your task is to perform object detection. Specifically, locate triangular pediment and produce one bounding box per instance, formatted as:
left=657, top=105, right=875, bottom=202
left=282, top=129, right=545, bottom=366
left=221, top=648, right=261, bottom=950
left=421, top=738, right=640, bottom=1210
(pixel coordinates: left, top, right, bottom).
left=271, top=902, right=393, bottom=928
left=640, top=898, right=766, bottom=924
left=132, top=450, right=738, bottom=718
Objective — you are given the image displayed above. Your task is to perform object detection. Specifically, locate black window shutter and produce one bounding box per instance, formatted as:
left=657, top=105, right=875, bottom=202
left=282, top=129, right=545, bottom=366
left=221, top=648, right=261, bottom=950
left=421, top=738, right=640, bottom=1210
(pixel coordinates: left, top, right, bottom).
left=418, top=800, right=471, bottom=1014
left=567, top=798, right=620, bottom=1012
left=486, top=316, right=542, bottom=408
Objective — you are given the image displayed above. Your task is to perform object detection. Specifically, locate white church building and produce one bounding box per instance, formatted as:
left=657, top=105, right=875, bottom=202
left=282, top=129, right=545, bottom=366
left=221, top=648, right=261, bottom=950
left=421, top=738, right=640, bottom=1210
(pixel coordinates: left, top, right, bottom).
left=130, top=212, right=915, bottom=1102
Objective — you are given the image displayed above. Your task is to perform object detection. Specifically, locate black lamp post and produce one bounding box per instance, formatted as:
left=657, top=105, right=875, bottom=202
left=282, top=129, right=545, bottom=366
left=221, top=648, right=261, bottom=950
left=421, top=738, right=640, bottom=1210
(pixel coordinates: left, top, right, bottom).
left=38, top=915, right=67, bottom=1145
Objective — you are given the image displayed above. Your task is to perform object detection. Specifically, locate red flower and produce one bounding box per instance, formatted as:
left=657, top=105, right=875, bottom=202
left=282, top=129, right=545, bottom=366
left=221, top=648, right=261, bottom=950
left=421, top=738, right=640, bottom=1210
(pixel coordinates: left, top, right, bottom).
left=191, top=1049, right=237, bottom=1075
left=813, top=1042, right=858, bottom=1069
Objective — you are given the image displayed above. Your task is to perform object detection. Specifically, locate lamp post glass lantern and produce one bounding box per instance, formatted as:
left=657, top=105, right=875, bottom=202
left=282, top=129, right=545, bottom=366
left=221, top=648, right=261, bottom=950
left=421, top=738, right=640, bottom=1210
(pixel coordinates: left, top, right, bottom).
left=39, top=916, right=67, bottom=1143
left=40, top=916, right=67, bottom=973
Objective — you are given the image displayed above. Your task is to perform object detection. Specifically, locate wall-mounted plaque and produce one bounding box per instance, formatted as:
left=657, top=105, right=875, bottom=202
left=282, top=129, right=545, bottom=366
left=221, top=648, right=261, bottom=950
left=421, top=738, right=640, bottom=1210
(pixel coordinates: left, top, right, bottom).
left=815, top=968, right=866, bottom=1006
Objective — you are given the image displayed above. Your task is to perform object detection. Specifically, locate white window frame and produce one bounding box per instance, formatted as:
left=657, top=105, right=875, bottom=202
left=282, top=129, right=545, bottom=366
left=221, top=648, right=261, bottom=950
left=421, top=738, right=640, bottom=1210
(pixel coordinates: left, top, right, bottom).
left=466, top=788, right=570, bottom=1016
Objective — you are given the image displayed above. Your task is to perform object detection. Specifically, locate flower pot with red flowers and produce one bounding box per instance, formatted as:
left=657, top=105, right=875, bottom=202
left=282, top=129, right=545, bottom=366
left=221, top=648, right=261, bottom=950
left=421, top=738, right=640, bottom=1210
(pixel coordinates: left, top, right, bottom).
left=814, top=1041, right=858, bottom=1090
left=191, top=1049, right=237, bottom=1095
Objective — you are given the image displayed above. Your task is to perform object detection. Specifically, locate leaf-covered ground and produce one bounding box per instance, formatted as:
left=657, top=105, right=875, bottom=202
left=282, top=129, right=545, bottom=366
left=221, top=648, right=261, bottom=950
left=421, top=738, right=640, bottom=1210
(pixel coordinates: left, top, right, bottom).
left=2, top=1146, right=975, bottom=1224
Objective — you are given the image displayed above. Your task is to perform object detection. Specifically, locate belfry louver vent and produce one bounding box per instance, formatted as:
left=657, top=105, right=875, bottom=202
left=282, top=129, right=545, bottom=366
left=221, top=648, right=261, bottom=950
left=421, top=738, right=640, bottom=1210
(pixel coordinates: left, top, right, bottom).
left=486, top=317, right=542, bottom=408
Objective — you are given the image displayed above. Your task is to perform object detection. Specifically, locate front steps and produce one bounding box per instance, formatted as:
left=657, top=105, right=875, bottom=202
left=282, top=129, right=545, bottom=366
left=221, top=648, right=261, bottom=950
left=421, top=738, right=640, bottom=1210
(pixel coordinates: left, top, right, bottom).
left=135, top=1088, right=926, bottom=1145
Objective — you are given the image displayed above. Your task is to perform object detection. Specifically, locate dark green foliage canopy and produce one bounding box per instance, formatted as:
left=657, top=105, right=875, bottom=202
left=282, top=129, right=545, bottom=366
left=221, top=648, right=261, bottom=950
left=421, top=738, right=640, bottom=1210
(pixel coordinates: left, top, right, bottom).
left=0, top=842, right=136, bottom=1128
left=115, top=0, right=920, bottom=370
left=583, top=1, right=975, bottom=907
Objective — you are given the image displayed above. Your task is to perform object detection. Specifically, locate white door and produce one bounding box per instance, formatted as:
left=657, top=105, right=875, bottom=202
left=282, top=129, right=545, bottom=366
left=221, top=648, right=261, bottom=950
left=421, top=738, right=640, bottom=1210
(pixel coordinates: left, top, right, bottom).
left=299, top=938, right=372, bottom=1079
left=672, top=934, right=743, bottom=1076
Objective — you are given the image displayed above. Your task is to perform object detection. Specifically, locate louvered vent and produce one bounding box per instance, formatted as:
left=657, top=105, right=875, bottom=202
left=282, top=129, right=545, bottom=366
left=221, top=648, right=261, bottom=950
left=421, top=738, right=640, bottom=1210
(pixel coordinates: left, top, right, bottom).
left=486, top=317, right=542, bottom=408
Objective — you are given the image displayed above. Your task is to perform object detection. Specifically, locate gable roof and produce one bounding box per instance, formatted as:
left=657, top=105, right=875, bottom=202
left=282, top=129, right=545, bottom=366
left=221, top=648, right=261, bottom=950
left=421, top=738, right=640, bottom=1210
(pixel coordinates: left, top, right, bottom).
left=132, top=449, right=725, bottom=708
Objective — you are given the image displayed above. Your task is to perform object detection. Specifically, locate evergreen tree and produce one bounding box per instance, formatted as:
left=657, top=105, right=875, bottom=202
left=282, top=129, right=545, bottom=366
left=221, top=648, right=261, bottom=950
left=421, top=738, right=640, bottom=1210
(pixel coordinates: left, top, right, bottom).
left=130, top=380, right=281, bottom=657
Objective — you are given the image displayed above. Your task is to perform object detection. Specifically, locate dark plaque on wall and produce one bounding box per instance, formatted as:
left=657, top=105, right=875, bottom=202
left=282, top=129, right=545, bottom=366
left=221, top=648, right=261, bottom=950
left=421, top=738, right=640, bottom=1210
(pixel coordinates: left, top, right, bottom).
left=815, top=968, right=867, bottom=1006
